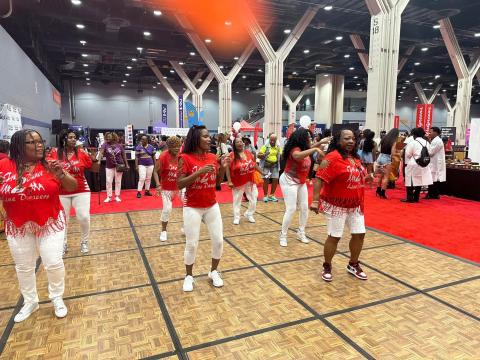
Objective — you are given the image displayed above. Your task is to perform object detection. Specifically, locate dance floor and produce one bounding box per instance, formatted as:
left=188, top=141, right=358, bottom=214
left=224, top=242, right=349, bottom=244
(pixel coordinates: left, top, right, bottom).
left=0, top=201, right=479, bottom=359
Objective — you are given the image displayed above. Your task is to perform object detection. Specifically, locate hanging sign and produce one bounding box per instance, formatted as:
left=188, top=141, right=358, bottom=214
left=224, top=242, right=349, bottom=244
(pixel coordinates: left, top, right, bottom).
left=394, top=115, right=400, bottom=129
left=424, top=104, right=433, bottom=131
left=178, top=96, right=184, bottom=128
left=161, top=104, right=167, bottom=125
left=415, top=104, right=425, bottom=129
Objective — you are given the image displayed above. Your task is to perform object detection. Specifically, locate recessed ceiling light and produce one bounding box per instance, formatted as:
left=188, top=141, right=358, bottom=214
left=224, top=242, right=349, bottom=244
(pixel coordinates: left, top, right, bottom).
left=258, top=83, right=263, bottom=86
left=286, top=84, right=290, bottom=87
left=153, top=10, right=162, bottom=16
left=315, top=64, right=321, bottom=67
left=235, top=91, right=239, bottom=94
left=400, top=91, right=404, bottom=94
left=71, top=0, right=82, bottom=5
left=475, top=33, right=480, bottom=37
left=359, top=89, right=363, bottom=92
left=303, top=49, right=310, bottom=54
left=356, top=83, right=361, bottom=86
left=409, top=72, right=414, bottom=76
left=324, top=5, right=333, bottom=11
left=153, top=86, right=157, bottom=89
left=81, top=54, right=88, bottom=57
left=402, top=86, right=406, bottom=89
left=121, top=84, right=125, bottom=87
left=163, top=77, right=167, bottom=80
left=257, top=68, right=263, bottom=72
left=123, top=80, right=127, bottom=83
left=428, top=82, right=433, bottom=85
left=353, top=76, right=358, bottom=79
left=170, top=70, right=175, bottom=73
left=234, top=56, right=239, bottom=60
left=303, top=80, right=307, bottom=83
left=143, top=31, right=151, bottom=37
left=84, top=71, right=89, bottom=75
left=210, top=89, right=214, bottom=92
left=205, top=38, right=212, bottom=43
left=80, top=40, right=86, bottom=45
left=414, top=62, right=420, bottom=66
left=86, top=82, right=90, bottom=85
left=246, top=87, right=250, bottom=91
left=344, top=54, right=350, bottom=58
left=132, top=58, right=137, bottom=62
left=242, top=75, right=247, bottom=79
left=454, top=95, right=456, bottom=97
left=219, top=65, right=224, bottom=69
left=435, top=74, right=440, bottom=79
left=450, top=84, right=455, bottom=87
left=421, top=47, right=428, bottom=51
left=83, top=64, right=88, bottom=67
left=284, top=29, right=291, bottom=34
left=405, top=80, right=410, bottom=83
left=433, top=24, right=440, bottom=29
left=86, top=78, right=90, bottom=81
left=324, top=74, right=329, bottom=77
left=179, top=62, right=185, bottom=65
left=349, top=67, right=354, bottom=70
left=76, top=24, right=85, bottom=29
left=137, top=47, right=143, bottom=52
left=125, top=74, right=130, bottom=77
left=335, top=36, right=343, bottom=41
left=225, top=21, right=232, bottom=26
left=442, top=89, right=447, bottom=92
left=189, top=52, right=196, bottom=56
left=126, top=66, right=132, bottom=69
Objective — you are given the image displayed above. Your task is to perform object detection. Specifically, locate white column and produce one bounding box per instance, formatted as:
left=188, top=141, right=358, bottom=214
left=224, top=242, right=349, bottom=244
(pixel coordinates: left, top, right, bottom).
left=439, top=18, right=480, bottom=143
left=284, top=85, right=310, bottom=124
left=414, top=83, right=442, bottom=104
left=314, top=74, right=344, bottom=127
left=364, top=0, right=409, bottom=134
left=147, top=59, right=181, bottom=127
left=441, top=94, right=457, bottom=127
left=245, top=4, right=320, bottom=137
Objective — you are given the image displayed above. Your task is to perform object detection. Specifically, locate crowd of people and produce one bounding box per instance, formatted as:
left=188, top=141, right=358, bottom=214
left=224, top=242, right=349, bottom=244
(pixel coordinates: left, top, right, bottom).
left=0, top=123, right=448, bottom=322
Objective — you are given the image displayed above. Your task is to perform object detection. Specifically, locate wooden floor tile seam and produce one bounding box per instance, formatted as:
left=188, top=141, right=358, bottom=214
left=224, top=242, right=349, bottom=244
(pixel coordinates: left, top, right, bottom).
left=0, top=306, right=15, bottom=312
left=0, top=263, right=14, bottom=268
left=126, top=213, right=188, bottom=360
left=420, top=292, right=480, bottom=322
left=63, top=246, right=139, bottom=260
left=140, top=349, right=179, bottom=360
left=337, top=241, right=405, bottom=254
left=67, top=224, right=133, bottom=235
left=422, top=275, right=480, bottom=293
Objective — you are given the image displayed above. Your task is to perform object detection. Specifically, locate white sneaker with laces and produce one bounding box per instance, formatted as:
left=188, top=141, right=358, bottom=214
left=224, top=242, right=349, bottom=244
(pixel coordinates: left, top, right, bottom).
left=115, top=196, right=121, bottom=202
left=183, top=275, right=194, bottom=292
left=244, top=214, right=256, bottom=223
left=233, top=218, right=240, bottom=225
left=80, top=242, right=89, bottom=254
left=208, top=270, right=224, bottom=287
left=160, top=231, right=167, bottom=242
left=52, top=297, right=68, bottom=318
left=104, top=197, right=111, bottom=203
left=296, top=232, right=310, bottom=244
left=279, top=233, right=288, bottom=247
left=14, top=302, right=39, bottom=323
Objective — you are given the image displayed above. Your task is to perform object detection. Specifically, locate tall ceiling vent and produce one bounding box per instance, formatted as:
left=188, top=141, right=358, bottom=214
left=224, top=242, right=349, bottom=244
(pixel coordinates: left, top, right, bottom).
left=102, top=17, right=130, bottom=33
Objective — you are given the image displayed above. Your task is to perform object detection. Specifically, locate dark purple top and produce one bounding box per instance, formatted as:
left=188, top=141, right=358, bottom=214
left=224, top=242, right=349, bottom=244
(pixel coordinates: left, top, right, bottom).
left=101, top=143, right=125, bottom=169
left=135, top=144, right=155, bottom=166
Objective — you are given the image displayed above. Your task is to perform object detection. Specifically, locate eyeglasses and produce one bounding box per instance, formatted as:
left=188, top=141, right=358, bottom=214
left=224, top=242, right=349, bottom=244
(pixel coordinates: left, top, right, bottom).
left=25, top=140, right=45, bottom=146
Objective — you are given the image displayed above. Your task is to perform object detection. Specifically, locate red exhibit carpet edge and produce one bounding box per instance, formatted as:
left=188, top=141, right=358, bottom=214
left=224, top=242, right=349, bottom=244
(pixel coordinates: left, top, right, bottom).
left=86, top=184, right=480, bottom=264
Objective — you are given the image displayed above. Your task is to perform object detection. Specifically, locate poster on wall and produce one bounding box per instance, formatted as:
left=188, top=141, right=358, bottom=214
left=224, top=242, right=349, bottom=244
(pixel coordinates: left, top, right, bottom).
left=124, top=124, right=134, bottom=147
left=161, top=104, right=167, bottom=125
left=440, top=127, right=456, bottom=145
left=469, top=119, right=480, bottom=162
left=0, top=104, right=23, bottom=140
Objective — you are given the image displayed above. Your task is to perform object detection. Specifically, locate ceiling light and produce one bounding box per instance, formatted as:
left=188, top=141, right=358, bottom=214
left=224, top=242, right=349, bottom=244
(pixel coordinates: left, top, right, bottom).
left=284, top=29, right=291, bottom=34
left=235, top=91, right=239, bottom=94
left=433, top=24, right=440, bottom=29
left=179, top=62, right=185, bottom=65
left=349, top=67, right=354, bottom=70
left=450, top=84, right=455, bottom=87
left=71, top=0, right=82, bottom=5
left=86, top=82, right=90, bottom=85
left=428, top=82, right=433, bottom=85
left=303, top=49, right=310, bottom=54
left=126, top=66, right=132, bottom=69
left=137, top=47, right=143, bottom=51
left=210, top=89, right=214, bottom=92
left=125, top=73, right=130, bottom=77
left=225, top=21, right=232, bottom=26
left=335, top=36, right=343, bottom=41
left=435, top=74, right=440, bottom=79
left=344, top=54, right=350, bottom=58
left=356, top=83, right=361, bottom=86
left=303, top=80, right=307, bottom=83
left=153, top=10, right=162, bottom=16
left=132, top=58, right=137, bottom=62
left=86, top=78, right=90, bottom=81
left=123, top=80, right=127, bottom=83
left=409, top=72, right=414, bottom=76
left=205, top=38, right=212, bottom=43
left=162, top=77, right=166, bottom=80
left=402, top=86, right=406, bottom=89
left=234, top=56, right=239, bottom=60
left=257, top=68, right=263, bottom=72
left=359, top=89, right=363, bottom=92
left=258, top=82, right=263, bottom=86
left=153, top=86, right=157, bottom=89
left=143, top=31, right=151, bottom=37
left=80, top=40, right=86, bottom=45
left=414, top=62, right=420, bottom=66
left=121, top=84, right=125, bottom=87
left=189, top=52, right=196, bottom=56
left=323, top=74, right=329, bottom=77
left=81, top=54, right=88, bottom=57
left=170, top=70, right=175, bottom=73
left=315, top=64, right=321, bottom=67
left=421, top=47, right=428, bottom=51
left=324, top=5, right=333, bottom=11
left=292, top=72, right=298, bottom=75
left=76, top=24, right=85, bottom=29
left=286, top=84, right=290, bottom=87
left=353, top=76, right=358, bottom=79
left=442, top=89, right=447, bottom=92
left=219, top=65, right=224, bottom=69
left=242, top=75, right=247, bottom=79
left=405, top=80, right=410, bottom=83
left=475, top=33, right=480, bottom=37
left=83, top=64, right=88, bottom=67
left=400, top=91, right=404, bottom=94
left=246, top=88, right=250, bottom=91
left=84, top=72, right=89, bottom=75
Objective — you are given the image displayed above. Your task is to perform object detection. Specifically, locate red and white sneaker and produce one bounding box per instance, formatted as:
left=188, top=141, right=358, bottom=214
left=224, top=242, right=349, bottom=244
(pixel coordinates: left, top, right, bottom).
left=347, top=261, right=368, bottom=280
left=322, top=262, right=333, bottom=282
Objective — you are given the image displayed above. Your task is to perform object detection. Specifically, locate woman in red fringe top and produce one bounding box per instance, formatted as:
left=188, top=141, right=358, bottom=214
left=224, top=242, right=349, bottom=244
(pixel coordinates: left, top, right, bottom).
left=177, top=126, right=230, bottom=292
left=0, top=130, right=77, bottom=323
left=310, top=129, right=373, bottom=282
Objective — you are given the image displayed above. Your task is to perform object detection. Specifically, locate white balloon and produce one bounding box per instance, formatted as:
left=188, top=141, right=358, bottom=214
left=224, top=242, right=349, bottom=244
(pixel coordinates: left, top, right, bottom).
left=233, top=121, right=241, bottom=132
left=299, top=115, right=311, bottom=129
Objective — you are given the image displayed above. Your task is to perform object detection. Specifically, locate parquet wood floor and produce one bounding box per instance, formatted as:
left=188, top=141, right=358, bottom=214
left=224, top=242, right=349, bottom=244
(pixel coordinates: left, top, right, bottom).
left=1, top=202, right=479, bottom=359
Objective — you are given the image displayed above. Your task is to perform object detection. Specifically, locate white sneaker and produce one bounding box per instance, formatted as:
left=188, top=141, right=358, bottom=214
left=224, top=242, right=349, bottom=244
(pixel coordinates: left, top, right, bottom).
left=233, top=218, right=240, bottom=225
left=115, top=196, right=121, bottom=202
left=208, top=270, right=224, bottom=287
left=296, top=232, right=310, bottom=244
left=279, top=234, right=288, bottom=247
left=160, top=231, right=167, bottom=242
left=14, top=302, right=39, bottom=323
left=244, top=214, right=256, bottom=223
left=52, top=297, right=68, bottom=318
left=104, top=197, right=111, bottom=203
left=80, top=242, right=89, bottom=254
left=183, top=275, right=194, bottom=292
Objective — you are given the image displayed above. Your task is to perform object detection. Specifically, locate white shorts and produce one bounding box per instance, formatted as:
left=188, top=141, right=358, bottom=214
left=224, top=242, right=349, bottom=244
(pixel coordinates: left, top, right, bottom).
left=325, top=211, right=366, bottom=238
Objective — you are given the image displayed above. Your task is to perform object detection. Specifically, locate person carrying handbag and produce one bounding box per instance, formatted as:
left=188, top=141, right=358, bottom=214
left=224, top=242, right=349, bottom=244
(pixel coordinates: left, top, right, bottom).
left=97, top=132, right=129, bottom=203
left=258, top=133, right=282, bottom=202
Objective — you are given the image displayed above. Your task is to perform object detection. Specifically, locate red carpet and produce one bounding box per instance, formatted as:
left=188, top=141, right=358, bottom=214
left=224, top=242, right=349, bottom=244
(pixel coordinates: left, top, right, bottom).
left=86, top=184, right=480, bottom=264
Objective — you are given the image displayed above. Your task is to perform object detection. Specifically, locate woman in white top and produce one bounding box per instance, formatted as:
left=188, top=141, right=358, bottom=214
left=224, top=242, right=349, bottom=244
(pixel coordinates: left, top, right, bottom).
left=402, top=127, right=433, bottom=203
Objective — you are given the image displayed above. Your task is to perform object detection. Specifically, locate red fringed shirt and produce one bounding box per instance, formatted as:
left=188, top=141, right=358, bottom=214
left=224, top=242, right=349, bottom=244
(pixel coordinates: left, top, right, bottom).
left=178, top=153, right=219, bottom=208
left=284, top=147, right=312, bottom=185
left=316, top=150, right=366, bottom=215
left=229, top=150, right=255, bottom=187
left=157, top=150, right=179, bottom=191
left=0, top=159, right=65, bottom=237
left=47, top=148, right=93, bottom=195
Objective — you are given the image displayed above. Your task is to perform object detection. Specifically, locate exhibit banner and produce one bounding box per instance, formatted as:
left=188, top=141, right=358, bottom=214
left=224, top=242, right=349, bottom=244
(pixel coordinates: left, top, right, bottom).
left=161, top=127, right=189, bottom=137
left=124, top=124, right=134, bottom=146
left=178, top=96, right=184, bottom=128
left=161, top=104, right=167, bottom=125
left=440, top=127, right=456, bottom=145
left=394, top=115, right=400, bottom=129
left=469, top=119, right=480, bottom=162
left=0, top=104, right=23, bottom=140
left=415, top=104, right=424, bottom=129
left=424, top=104, right=433, bottom=131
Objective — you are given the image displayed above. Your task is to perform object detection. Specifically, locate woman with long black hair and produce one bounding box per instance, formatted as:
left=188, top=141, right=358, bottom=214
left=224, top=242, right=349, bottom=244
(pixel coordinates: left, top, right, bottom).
left=0, top=129, right=77, bottom=322
left=48, top=129, right=99, bottom=255
left=376, top=128, right=399, bottom=199
left=279, top=128, right=329, bottom=247
left=358, top=129, right=376, bottom=176
left=177, top=126, right=230, bottom=292
left=310, top=129, right=373, bottom=282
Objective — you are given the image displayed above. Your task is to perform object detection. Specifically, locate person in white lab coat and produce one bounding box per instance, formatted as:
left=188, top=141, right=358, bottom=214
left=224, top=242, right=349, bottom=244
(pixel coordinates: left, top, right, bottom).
left=425, top=127, right=446, bottom=199
left=402, top=127, right=433, bottom=203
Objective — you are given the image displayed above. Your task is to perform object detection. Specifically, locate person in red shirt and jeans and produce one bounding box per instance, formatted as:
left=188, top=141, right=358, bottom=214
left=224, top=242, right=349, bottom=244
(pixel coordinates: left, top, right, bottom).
left=0, top=129, right=77, bottom=322
left=177, top=126, right=230, bottom=292
left=310, top=129, right=373, bottom=282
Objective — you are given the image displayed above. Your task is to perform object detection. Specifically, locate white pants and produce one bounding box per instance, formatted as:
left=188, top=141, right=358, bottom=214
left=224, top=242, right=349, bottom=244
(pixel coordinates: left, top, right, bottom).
left=137, top=165, right=154, bottom=192
left=279, top=173, right=309, bottom=236
left=60, top=192, right=91, bottom=246
left=7, top=229, right=65, bottom=304
left=105, top=168, right=123, bottom=197
left=232, top=182, right=258, bottom=220
left=183, top=204, right=223, bottom=265
left=161, top=190, right=182, bottom=222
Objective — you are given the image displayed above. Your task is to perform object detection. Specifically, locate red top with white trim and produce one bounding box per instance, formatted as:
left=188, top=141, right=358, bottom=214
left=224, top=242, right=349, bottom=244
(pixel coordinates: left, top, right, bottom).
left=157, top=150, right=179, bottom=191
left=316, top=150, right=366, bottom=215
left=283, top=147, right=312, bottom=184
left=229, top=150, right=255, bottom=187
left=179, top=152, right=218, bottom=208
left=0, top=158, right=65, bottom=237
left=47, top=148, right=93, bottom=195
